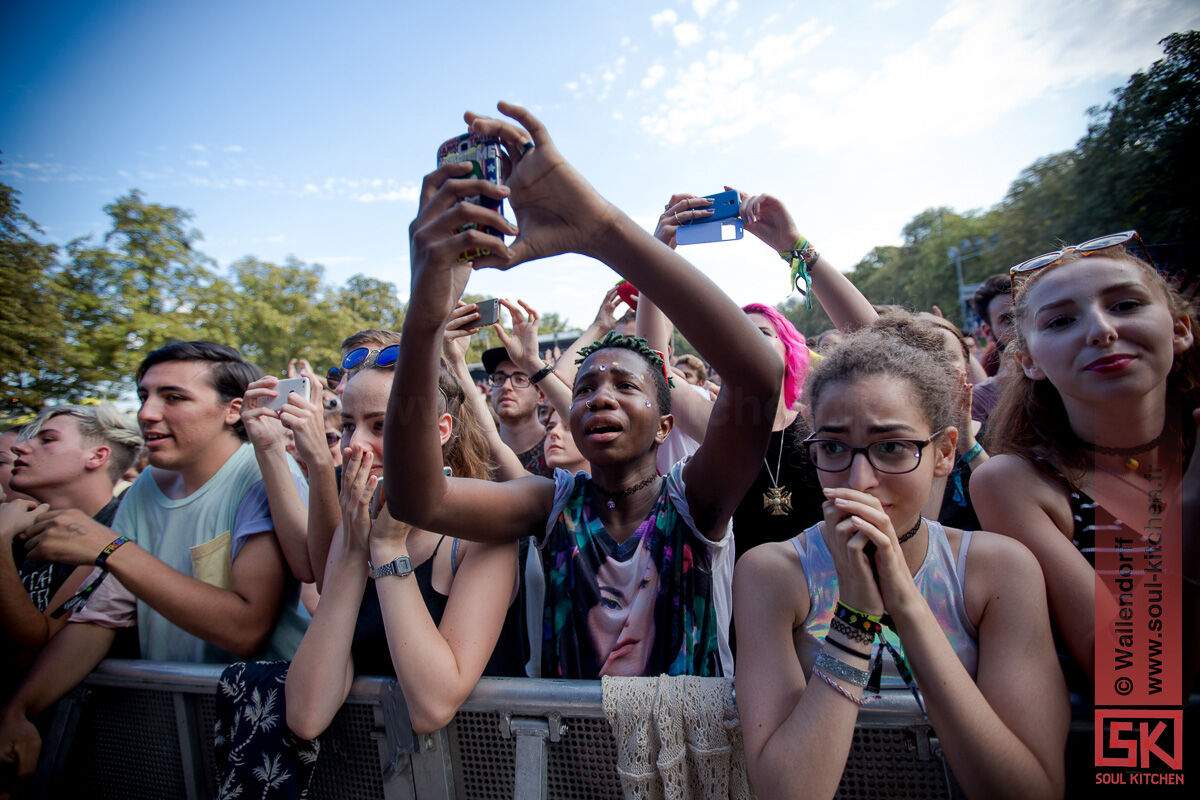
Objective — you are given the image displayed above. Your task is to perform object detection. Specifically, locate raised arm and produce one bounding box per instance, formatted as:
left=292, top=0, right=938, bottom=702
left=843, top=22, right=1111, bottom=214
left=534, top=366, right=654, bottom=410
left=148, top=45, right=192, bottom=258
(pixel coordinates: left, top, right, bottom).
left=242, top=377, right=314, bottom=583
left=383, top=158, right=555, bottom=542
left=443, top=302, right=527, bottom=481
left=493, top=298, right=573, bottom=428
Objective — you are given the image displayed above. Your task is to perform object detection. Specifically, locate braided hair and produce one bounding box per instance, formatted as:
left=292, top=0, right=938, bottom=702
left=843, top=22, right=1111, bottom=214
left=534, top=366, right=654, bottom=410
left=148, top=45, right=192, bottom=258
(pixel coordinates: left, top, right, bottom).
left=576, top=332, right=673, bottom=413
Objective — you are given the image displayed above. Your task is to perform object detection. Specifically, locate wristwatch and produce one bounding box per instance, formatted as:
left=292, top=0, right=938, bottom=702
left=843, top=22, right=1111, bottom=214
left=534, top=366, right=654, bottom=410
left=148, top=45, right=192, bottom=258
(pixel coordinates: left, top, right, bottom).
left=530, top=363, right=554, bottom=385
left=369, top=554, right=413, bottom=580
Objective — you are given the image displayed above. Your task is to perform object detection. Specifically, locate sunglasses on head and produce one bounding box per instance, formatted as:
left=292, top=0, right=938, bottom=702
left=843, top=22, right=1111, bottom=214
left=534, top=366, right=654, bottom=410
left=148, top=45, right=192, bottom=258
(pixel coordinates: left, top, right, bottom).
left=1009, top=231, right=1151, bottom=280
left=328, top=344, right=400, bottom=389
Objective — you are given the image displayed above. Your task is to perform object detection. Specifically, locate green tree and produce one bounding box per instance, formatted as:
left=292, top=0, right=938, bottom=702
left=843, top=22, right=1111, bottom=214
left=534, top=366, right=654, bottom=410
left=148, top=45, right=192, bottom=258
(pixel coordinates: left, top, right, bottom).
left=0, top=183, right=74, bottom=416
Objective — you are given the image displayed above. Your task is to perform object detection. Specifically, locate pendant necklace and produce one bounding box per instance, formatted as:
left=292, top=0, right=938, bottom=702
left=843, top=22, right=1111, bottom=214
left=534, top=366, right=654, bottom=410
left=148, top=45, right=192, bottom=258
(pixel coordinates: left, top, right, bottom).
left=595, top=473, right=660, bottom=511
left=762, top=432, right=792, bottom=517
left=1075, top=427, right=1168, bottom=472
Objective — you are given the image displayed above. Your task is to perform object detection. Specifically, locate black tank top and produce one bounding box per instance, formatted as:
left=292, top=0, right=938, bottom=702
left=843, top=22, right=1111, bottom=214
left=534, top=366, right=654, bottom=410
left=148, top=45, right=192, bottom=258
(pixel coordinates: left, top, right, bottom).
left=351, top=535, right=450, bottom=676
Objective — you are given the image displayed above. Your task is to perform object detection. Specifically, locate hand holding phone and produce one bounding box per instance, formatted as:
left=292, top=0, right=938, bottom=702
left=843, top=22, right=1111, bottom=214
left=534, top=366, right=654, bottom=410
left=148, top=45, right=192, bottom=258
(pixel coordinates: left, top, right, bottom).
left=475, top=298, right=501, bottom=327
left=436, top=133, right=504, bottom=235
left=676, top=189, right=744, bottom=246
left=267, top=377, right=310, bottom=411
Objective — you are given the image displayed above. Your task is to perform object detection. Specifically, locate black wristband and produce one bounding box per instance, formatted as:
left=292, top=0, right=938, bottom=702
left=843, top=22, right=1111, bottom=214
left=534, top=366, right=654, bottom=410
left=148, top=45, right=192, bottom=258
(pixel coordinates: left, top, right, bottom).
left=530, top=363, right=554, bottom=385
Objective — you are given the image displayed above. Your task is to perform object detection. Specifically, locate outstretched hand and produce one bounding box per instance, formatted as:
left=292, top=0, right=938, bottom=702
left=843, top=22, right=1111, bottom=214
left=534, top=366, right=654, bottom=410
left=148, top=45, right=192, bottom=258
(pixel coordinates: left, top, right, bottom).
left=592, top=286, right=623, bottom=332
left=443, top=302, right=481, bottom=365
left=468, top=102, right=619, bottom=269
left=493, top=298, right=542, bottom=372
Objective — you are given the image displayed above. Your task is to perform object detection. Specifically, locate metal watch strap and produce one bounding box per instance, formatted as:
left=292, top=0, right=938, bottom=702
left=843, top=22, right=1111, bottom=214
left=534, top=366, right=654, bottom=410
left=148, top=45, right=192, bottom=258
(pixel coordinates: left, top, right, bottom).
left=529, top=363, right=554, bottom=385
left=370, top=554, right=413, bottom=580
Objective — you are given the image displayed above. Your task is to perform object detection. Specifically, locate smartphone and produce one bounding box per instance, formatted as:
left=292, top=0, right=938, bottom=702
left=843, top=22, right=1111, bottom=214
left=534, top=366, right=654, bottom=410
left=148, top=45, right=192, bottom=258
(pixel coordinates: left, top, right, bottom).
left=436, top=132, right=504, bottom=236
left=676, top=218, right=744, bottom=246
left=268, top=377, right=309, bottom=411
left=681, top=189, right=739, bottom=226
left=476, top=298, right=501, bottom=327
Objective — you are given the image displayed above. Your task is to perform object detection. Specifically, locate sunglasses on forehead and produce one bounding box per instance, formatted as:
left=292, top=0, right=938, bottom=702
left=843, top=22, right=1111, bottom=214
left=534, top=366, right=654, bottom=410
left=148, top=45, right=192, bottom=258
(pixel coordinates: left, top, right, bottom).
left=1009, top=230, right=1152, bottom=279
left=327, top=344, right=400, bottom=390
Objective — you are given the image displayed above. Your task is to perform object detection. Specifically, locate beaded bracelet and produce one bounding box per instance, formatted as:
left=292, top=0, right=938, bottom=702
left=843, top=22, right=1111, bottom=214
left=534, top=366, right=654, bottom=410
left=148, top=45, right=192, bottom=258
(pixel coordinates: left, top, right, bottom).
left=812, top=667, right=866, bottom=707
left=829, top=615, right=876, bottom=646
left=816, top=651, right=871, bottom=687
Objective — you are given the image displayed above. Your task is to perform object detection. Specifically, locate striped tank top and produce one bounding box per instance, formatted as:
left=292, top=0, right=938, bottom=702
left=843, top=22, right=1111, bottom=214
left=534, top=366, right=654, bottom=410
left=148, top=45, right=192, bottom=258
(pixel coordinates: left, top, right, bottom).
left=790, top=519, right=978, bottom=688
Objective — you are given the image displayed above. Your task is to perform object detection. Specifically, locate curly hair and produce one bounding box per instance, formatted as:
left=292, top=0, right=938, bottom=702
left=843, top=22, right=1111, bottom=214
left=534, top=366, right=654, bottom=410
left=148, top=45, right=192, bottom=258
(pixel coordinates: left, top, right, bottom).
left=988, top=249, right=1198, bottom=485
left=805, top=319, right=959, bottom=437
left=576, top=331, right=672, bottom=414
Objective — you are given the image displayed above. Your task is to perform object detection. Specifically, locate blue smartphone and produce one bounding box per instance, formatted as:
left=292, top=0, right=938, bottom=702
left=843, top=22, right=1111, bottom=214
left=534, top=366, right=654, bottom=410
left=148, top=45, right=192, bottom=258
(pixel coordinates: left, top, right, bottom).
left=681, top=189, right=739, bottom=226
left=676, top=218, right=744, bottom=246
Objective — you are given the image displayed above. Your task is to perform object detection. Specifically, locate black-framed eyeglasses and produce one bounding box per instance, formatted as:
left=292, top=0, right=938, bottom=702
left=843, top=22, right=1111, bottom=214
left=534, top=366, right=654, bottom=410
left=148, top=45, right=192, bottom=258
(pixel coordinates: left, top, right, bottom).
left=803, top=429, right=946, bottom=474
left=1009, top=231, right=1151, bottom=279
left=488, top=371, right=531, bottom=389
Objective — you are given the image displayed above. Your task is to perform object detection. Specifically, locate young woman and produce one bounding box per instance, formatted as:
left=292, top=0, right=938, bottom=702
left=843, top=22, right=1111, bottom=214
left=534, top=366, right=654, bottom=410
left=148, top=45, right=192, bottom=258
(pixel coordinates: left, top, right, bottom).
left=641, top=190, right=879, bottom=561
left=735, top=327, right=1067, bottom=800
left=971, top=234, right=1198, bottom=685
left=381, top=102, right=783, bottom=679
left=285, top=357, right=521, bottom=738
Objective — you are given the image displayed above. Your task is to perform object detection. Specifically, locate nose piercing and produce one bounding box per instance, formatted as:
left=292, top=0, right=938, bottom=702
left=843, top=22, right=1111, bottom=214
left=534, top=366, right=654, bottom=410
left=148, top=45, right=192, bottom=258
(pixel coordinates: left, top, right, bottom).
left=598, top=365, right=606, bottom=371
left=644, top=400, right=652, bottom=407
left=586, top=400, right=594, bottom=409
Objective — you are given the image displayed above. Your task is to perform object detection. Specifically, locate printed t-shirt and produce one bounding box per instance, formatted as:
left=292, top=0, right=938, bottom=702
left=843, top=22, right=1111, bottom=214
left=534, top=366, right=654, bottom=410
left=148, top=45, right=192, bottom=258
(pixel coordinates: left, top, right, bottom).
left=17, top=495, right=121, bottom=613
left=516, top=438, right=553, bottom=478
left=538, top=460, right=733, bottom=679
left=70, top=444, right=309, bottom=662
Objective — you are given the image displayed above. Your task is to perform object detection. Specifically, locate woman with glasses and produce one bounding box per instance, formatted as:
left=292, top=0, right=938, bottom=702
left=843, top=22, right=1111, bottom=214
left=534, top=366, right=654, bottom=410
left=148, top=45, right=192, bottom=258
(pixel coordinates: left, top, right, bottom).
left=971, top=233, right=1198, bottom=687
left=734, top=325, right=1067, bottom=800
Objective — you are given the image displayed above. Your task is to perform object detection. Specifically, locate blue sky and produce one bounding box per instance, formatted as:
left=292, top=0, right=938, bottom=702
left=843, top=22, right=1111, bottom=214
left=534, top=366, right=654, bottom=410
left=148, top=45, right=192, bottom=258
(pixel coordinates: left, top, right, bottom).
left=3, top=0, right=1197, bottom=329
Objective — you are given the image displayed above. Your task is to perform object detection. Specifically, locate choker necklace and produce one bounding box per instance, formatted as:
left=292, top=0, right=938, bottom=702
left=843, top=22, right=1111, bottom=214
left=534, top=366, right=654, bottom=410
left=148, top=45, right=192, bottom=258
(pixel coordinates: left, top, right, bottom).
left=594, top=473, right=660, bottom=510
left=1075, top=427, right=1168, bottom=472
left=898, top=517, right=923, bottom=544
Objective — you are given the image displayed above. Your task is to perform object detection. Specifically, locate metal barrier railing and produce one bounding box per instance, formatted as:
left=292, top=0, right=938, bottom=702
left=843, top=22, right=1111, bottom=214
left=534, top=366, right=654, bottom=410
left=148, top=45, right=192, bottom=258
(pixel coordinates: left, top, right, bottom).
left=33, top=659, right=1092, bottom=799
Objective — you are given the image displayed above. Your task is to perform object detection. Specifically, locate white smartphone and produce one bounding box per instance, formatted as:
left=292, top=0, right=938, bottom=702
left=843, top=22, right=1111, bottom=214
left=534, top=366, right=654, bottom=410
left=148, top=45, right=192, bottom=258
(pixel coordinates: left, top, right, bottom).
left=267, top=377, right=309, bottom=411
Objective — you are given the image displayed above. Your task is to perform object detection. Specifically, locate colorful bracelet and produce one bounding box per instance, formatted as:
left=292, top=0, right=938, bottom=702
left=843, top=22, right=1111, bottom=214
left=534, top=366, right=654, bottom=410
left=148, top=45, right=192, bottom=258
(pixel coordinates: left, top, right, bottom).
left=812, top=667, right=866, bottom=707
left=816, top=651, right=871, bottom=687
left=95, top=535, right=130, bottom=567
left=962, top=441, right=985, bottom=464
left=829, top=615, right=876, bottom=645
left=779, top=237, right=820, bottom=304
left=834, top=601, right=883, bottom=636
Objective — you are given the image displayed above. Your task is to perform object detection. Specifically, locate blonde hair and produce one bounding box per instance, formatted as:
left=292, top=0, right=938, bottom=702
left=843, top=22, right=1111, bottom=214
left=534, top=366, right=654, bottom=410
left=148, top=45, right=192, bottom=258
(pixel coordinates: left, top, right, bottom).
left=22, top=404, right=144, bottom=482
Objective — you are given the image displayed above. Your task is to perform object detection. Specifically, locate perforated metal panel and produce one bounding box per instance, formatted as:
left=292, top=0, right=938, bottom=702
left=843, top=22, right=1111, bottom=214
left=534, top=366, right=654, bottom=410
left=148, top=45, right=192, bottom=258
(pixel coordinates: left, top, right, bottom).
left=836, top=726, right=957, bottom=800
left=451, top=711, right=623, bottom=800
left=310, top=702, right=388, bottom=800
left=64, top=686, right=187, bottom=800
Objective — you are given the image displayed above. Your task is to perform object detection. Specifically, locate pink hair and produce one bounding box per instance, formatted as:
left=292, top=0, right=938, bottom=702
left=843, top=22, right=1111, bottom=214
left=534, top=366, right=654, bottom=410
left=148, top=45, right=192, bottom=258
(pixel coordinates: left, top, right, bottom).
left=742, top=303, right=810, bottom=409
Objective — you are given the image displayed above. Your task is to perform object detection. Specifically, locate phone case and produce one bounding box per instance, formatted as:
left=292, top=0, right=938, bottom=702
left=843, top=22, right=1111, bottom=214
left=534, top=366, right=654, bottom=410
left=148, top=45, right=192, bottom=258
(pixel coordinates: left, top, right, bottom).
left=676, top=217, right=744, bottom=246
left=682, top=189, right=739, bottom=226
left=437, top=133, right=504, bottom=238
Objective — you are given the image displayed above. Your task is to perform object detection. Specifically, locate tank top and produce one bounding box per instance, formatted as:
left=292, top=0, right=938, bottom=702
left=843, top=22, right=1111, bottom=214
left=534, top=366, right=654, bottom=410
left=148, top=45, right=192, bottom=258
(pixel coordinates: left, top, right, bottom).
left=790, top=519, right=978, bottom=688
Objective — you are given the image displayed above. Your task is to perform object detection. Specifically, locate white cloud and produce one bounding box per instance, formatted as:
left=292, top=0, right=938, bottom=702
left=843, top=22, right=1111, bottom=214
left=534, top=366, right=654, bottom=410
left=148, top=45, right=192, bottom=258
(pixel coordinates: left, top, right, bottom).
left=693, top=0, right=719, bottom=18
left=641, top=63, right=667, bottom=90
left=189, top=143, right=207, bottom=153
left=187, top=159, right=209, bottom=168
left=651, top=9, right=678, bottom=28
left=301, top=182, right=319, bottom=195
left=564, top=80, right=579, bottom=93
left=673, top=22, right=703, bottom=47
left=223, top=144, right=244, bottom=153
left=354, top=184, right=420, bottom=204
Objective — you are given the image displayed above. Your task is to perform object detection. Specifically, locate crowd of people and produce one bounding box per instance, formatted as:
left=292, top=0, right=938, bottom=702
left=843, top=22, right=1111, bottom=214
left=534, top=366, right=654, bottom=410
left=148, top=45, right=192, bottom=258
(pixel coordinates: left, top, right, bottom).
left=1, top=103, right=1196, bottom=798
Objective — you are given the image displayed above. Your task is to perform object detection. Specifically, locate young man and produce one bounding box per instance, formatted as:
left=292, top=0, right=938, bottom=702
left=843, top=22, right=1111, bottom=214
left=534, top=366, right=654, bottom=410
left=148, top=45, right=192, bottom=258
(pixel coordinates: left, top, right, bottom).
left=1, top=405, right=142, bottom=680
left=0, top=342, right=308, bottom=780
left=970, top=274, right=1015, bottom=424
left=481, top=345, right=553, bottom=477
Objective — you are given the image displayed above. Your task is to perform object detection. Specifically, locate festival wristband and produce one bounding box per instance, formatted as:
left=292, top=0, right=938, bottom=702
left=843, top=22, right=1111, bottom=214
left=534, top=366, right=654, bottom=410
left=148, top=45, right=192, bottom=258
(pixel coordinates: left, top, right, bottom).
left=95, top=536, right=130, bottom=567
left=962, top=441, right=985, bottom=463
left=816, top=651, right=871, bottom=687
left=835, top=600, right=883, bottom=628
left=779, top=236, right=820, bottom=303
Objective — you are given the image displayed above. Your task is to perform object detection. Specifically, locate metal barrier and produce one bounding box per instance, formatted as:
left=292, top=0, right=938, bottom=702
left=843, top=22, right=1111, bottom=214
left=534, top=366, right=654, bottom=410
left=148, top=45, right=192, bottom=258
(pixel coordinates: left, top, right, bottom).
left=35, top=659, right=1080, bottom=799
